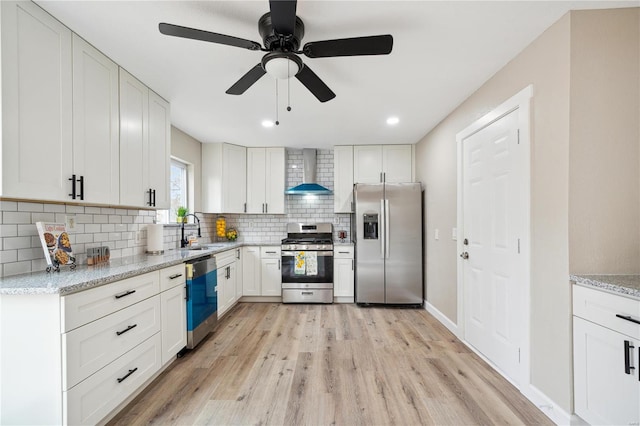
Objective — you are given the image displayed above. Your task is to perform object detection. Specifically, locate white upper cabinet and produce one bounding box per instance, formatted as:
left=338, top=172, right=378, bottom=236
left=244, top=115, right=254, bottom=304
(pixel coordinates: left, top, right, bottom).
left=72, top=34, right=119, bottom=205
left=333, top=146, right=354, bottom=213
left=148, top=91, right=171, bottom=209
left=202, top=143, right=247, bottom=213
left=119, top=69, right=170, bottom=208
left=119, top=69, right=149, bottom=207
left=247, top=147, right=285, bottom=214
left=1, top=1, right=73, bottom=201
left=353, top=144, right=413, bottom=184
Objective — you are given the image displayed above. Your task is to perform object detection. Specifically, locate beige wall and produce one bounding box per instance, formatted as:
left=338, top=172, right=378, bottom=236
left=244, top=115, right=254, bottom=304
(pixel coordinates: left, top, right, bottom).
left=569, top=8, right=640, bottom=274
left=416, top=7, right=640, bottom=413
left=171, top=126, right=203, bottom=213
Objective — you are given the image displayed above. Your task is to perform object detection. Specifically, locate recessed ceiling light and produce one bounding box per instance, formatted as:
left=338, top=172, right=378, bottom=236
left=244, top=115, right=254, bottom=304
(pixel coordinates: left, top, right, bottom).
left=386, top=116, right=399, bottom=125
left=262, top=120, right=274, bottom=128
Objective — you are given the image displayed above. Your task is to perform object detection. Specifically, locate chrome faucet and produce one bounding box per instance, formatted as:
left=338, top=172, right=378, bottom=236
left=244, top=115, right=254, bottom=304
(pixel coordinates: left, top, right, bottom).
left=180, top=213, right=201, bottom=248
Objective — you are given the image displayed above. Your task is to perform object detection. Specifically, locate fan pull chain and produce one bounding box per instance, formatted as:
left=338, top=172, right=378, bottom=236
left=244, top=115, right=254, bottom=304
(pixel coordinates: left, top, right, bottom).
left=275, top=79, right=279, bottom=126
left=287, top=61, right=292, bottom=112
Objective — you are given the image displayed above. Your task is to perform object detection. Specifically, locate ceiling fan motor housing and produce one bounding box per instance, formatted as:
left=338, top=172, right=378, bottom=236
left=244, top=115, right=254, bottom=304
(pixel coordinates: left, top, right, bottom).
left=258, top=12, right=305, bottom=52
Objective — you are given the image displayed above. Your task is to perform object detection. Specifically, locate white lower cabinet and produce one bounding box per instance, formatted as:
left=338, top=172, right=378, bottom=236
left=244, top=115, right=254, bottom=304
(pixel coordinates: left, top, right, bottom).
left=216, top=249, right=242, bottom=318
left=333, top=245, right=354, bottom=302
left=242, top=246, right=262, bottom=296
left=0, top=265, right=185, bottom=425
left=573, top=285, right=640, bottom=425
left=64, top=333, right=162, bottom=425
left=261, top=247, right=282, bottom=297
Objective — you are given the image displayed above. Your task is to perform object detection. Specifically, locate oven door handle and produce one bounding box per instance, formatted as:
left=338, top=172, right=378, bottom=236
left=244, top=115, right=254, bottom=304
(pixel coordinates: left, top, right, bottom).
left=282, top=251, right=334, bottom=256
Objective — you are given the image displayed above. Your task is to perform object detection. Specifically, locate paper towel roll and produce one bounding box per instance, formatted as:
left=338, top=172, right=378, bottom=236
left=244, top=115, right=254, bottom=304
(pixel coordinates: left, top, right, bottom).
left=146, top=224, right=164, bottom=254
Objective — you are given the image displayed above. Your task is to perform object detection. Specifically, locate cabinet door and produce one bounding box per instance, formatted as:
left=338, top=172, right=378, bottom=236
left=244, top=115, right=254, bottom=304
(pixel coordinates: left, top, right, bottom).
left=160, top=284, right=187, bottom=365
left=242, top=247, right=261, bottom=296
left=148, top=91, right=171, bottom=209
left=119, top=68, right=148, bottom=207
left=265, top=147, right=285, bottom=214
left=1, top=1, right=73, bottom=201
left=334, top=258, right=354, bottom=298
left=222, top=144, right=247, bottom=213
left=353, top=145, right=383, bottom=184
left=261, top=258, right=281, bottom=296
left=217, top=268, right=228, bottom=316
left=574, top=317, right=640, bottom=425
left=72, top=34, right=119, bottom=205
left=334, top=146, right=354, bottom=213
left=383, top=145, right=413, bottom=182
left=227, top=262, right=238, bottom=305
left=234, top=249, right=243, bottom=300
left=246, top=148, right=266, bottom=213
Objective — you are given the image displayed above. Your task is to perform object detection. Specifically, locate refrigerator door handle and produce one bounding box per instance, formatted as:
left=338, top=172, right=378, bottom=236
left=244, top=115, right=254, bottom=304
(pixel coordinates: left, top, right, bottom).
left=385, top=199, right=390, bottom=258
left=380, top=199, right=385, bottom=259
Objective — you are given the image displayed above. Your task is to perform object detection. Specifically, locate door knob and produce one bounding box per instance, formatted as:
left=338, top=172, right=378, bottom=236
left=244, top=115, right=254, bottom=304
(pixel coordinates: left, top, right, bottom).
left=460, top=252, right=469, bottom=259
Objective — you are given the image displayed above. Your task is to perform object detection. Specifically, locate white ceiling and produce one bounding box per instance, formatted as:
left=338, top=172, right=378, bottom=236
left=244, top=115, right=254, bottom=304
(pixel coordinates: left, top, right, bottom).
left=37, top=0, right=637, bottom=149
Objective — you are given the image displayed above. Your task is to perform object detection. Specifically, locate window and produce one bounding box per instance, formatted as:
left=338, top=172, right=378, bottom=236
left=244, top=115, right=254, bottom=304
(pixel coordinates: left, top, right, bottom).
left=157, top=158, right=191, bottom=224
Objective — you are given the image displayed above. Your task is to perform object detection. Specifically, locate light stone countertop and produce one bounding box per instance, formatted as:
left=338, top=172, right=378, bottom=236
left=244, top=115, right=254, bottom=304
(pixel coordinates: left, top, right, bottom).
left=0, top=241, right=248, bottom=296
left=571, top=274, right=640, bottom=300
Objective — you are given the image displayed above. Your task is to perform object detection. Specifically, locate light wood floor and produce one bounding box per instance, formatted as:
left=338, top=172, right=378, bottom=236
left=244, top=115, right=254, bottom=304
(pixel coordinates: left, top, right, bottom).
left=109, top=303, right=552, bottom=425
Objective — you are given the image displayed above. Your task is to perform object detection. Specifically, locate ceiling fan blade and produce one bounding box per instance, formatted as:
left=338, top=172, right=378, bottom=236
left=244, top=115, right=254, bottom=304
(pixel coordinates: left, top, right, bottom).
left=159, top=23, right=262, bottom=51
left=269, top=0, right=297, bottom=35
left=226, top=64, right=266, bottom=95
left=303, top=34, right=393, bottom=58
left=295, top=64, right=336, bottom=103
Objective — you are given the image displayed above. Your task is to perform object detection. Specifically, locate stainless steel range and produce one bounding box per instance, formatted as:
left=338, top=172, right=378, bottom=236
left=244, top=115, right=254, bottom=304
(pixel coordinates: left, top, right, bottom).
left=281, top=223, right=334, bottom=304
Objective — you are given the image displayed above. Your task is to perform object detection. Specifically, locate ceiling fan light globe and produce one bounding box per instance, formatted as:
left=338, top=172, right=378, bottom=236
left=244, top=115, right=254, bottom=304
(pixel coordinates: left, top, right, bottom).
left=265, top=57, right=299, bottom=79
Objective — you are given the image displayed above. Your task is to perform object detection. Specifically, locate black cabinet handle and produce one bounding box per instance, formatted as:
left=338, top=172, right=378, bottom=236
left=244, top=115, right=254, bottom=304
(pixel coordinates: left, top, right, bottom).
left=616, top=314, right=640, bottom=325
left=114, top=289, right=136, bottom=299
left=152, top=189, right=156, bottom=207
left=184, top=285, right=189, bottom=301
left=147, top=188, right=153, bottom=206
left=68, top=174, right=77, bottom=199
left=116, top=324, right=138, bottom=336
left=117, top=367, right=138, bottom=383
left=301, top=291, right=314, bottom=295
left=169, top=273, right=183, bottom=280
left=624, top=340, right=635, bottom=374
left=78, top=175, right=84, bottom=200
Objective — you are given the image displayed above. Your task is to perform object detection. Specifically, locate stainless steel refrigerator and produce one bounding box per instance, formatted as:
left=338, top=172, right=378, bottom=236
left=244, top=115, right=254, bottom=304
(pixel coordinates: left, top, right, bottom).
left=354, top=182, right=423, bottom=305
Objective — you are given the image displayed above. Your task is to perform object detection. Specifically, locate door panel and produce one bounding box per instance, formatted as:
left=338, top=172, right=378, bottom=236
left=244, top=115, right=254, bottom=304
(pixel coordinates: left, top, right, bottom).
left=384, top=183, right=422, bottom=304
left=354, top=183, right=384, bottom=303
left=463, top=109, right=522, bottom=384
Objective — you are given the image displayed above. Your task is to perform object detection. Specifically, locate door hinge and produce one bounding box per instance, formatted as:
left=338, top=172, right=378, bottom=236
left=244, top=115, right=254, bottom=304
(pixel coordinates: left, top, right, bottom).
left=517, top=129, right=520, bottom=145
left=518, top=348, right=521, bottom=363
left=517, top=238, right=520, bottom=254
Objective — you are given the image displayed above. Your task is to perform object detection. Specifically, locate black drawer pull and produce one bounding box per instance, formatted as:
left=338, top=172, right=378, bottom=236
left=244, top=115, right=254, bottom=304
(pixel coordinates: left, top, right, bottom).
left=117, top=367, right=138, bottom=383
left=116, top=324, right=138, bottom=336
left=301, top=291, right=314, bottom=295
left=169, top=273, right=183, bottom=280
left=616, top=314, right=640, bottom=325
left=337, top=251, right=350, bottom=254
left=624, top=340, right=635, bottom=374
left=115, top=289, right=136, bottom=299
left=265, top=251, right=277, bottom=254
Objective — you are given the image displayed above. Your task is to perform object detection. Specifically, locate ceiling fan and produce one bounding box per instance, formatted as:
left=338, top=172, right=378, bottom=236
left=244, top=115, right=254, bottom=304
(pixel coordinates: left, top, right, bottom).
left=159, top=0, right=393, bottom=102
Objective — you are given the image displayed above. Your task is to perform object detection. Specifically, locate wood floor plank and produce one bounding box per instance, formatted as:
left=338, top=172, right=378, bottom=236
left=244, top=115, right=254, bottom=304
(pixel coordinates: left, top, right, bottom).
left=109, top=303, right=550, bottom=426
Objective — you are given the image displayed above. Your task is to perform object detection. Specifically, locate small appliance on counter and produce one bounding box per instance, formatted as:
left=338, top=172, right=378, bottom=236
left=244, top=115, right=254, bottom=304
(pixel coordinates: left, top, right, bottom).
left=281, top=223, right=334, bottom=303
left=185, top=255, right=218, bottom=349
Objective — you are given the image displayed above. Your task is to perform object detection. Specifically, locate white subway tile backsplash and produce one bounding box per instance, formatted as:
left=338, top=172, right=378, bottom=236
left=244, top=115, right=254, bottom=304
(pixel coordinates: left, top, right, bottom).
left=18, top=248, right=42, bottom=262
left=65, top=205, right=84, bottom=213
left=0, top=250, right=18, bottom=264
left=4, top=261, right=31, bottom=276
left=3, top=211, right=32, bottom=224
left=31, top=213, right=56, bottom=223
left=109, top=215, right=122, bottom=224
left=17, top=224, right=37, bottom=237
left=101, top=224, right=115, bottom=233
left=85, top=207, right=101, bottom=214
left=0, top=225, right=18, bottom=238
left=93, top=215, right=108, bottom=224
left=3, top=237, right=32, bottom=250
left=0, top=201, right=17, bottom=211
left=18, top=202, right=44, bottom=212
left=43, top=204, right=66, bottom=213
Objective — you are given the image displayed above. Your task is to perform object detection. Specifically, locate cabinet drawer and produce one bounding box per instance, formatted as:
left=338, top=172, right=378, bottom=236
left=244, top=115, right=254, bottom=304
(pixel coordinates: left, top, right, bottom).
left=62, top=296, right=161, bottom=390
left=334, top=246, right=354, bottom=258
left=215, top=249, right=239, bottom=268
left=260, top=246, right=281, bottom=258
left=574, top=284, right=640, bottom=339
left=159, top=264, right=186, bottom=292
left=62, top=271, right=160, bottom=332
left=64, top=333, right=162, bottom=426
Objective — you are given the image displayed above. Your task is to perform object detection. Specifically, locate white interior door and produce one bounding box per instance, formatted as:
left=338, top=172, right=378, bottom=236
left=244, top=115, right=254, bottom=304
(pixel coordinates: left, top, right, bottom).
left=461, top=107, right=526, bottom=385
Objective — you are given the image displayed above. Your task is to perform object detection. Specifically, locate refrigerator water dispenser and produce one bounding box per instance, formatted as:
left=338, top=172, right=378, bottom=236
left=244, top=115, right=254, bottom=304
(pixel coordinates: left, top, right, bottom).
left=363, top=214, right=378, bottom=239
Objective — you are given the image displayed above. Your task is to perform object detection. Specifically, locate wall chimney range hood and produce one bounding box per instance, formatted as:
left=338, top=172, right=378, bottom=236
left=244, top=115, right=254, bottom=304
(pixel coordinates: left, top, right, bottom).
left=285, top=149, right=333, bottom=195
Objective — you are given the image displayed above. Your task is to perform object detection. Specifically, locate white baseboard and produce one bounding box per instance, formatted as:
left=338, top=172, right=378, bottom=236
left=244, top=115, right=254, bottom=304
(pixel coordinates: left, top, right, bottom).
left=424, top=300, right=459, bottom=337
left=521, top=384, right=573, bottom=425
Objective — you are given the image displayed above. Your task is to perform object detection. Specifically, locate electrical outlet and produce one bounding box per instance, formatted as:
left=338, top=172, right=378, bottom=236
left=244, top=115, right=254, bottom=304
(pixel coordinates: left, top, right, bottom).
left=135, top=231, right=142, bottom=243
left=65, top=215, right=76, bottom=230
left=334, top=216, right=340, bottom=225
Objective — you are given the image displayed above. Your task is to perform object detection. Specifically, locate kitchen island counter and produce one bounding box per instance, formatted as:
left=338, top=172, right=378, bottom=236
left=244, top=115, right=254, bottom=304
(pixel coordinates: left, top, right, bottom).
left=571, top=274, right=640, bottom=300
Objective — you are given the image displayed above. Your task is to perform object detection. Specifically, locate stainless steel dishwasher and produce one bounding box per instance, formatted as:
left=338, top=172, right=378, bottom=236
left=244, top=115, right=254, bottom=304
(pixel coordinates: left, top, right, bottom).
left=185, top=255, right=217, bottom=349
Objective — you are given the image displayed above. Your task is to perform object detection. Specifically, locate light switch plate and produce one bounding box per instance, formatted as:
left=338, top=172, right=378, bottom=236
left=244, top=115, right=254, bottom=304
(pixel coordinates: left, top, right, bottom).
left=434, top=229, right=439, bottom=240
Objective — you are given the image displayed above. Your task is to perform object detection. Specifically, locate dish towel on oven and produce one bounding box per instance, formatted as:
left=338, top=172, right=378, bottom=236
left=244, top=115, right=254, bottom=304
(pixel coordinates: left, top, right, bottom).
left=305, top=251, right=318, bottom=276
left=295, top=251, right=306, bottom=275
